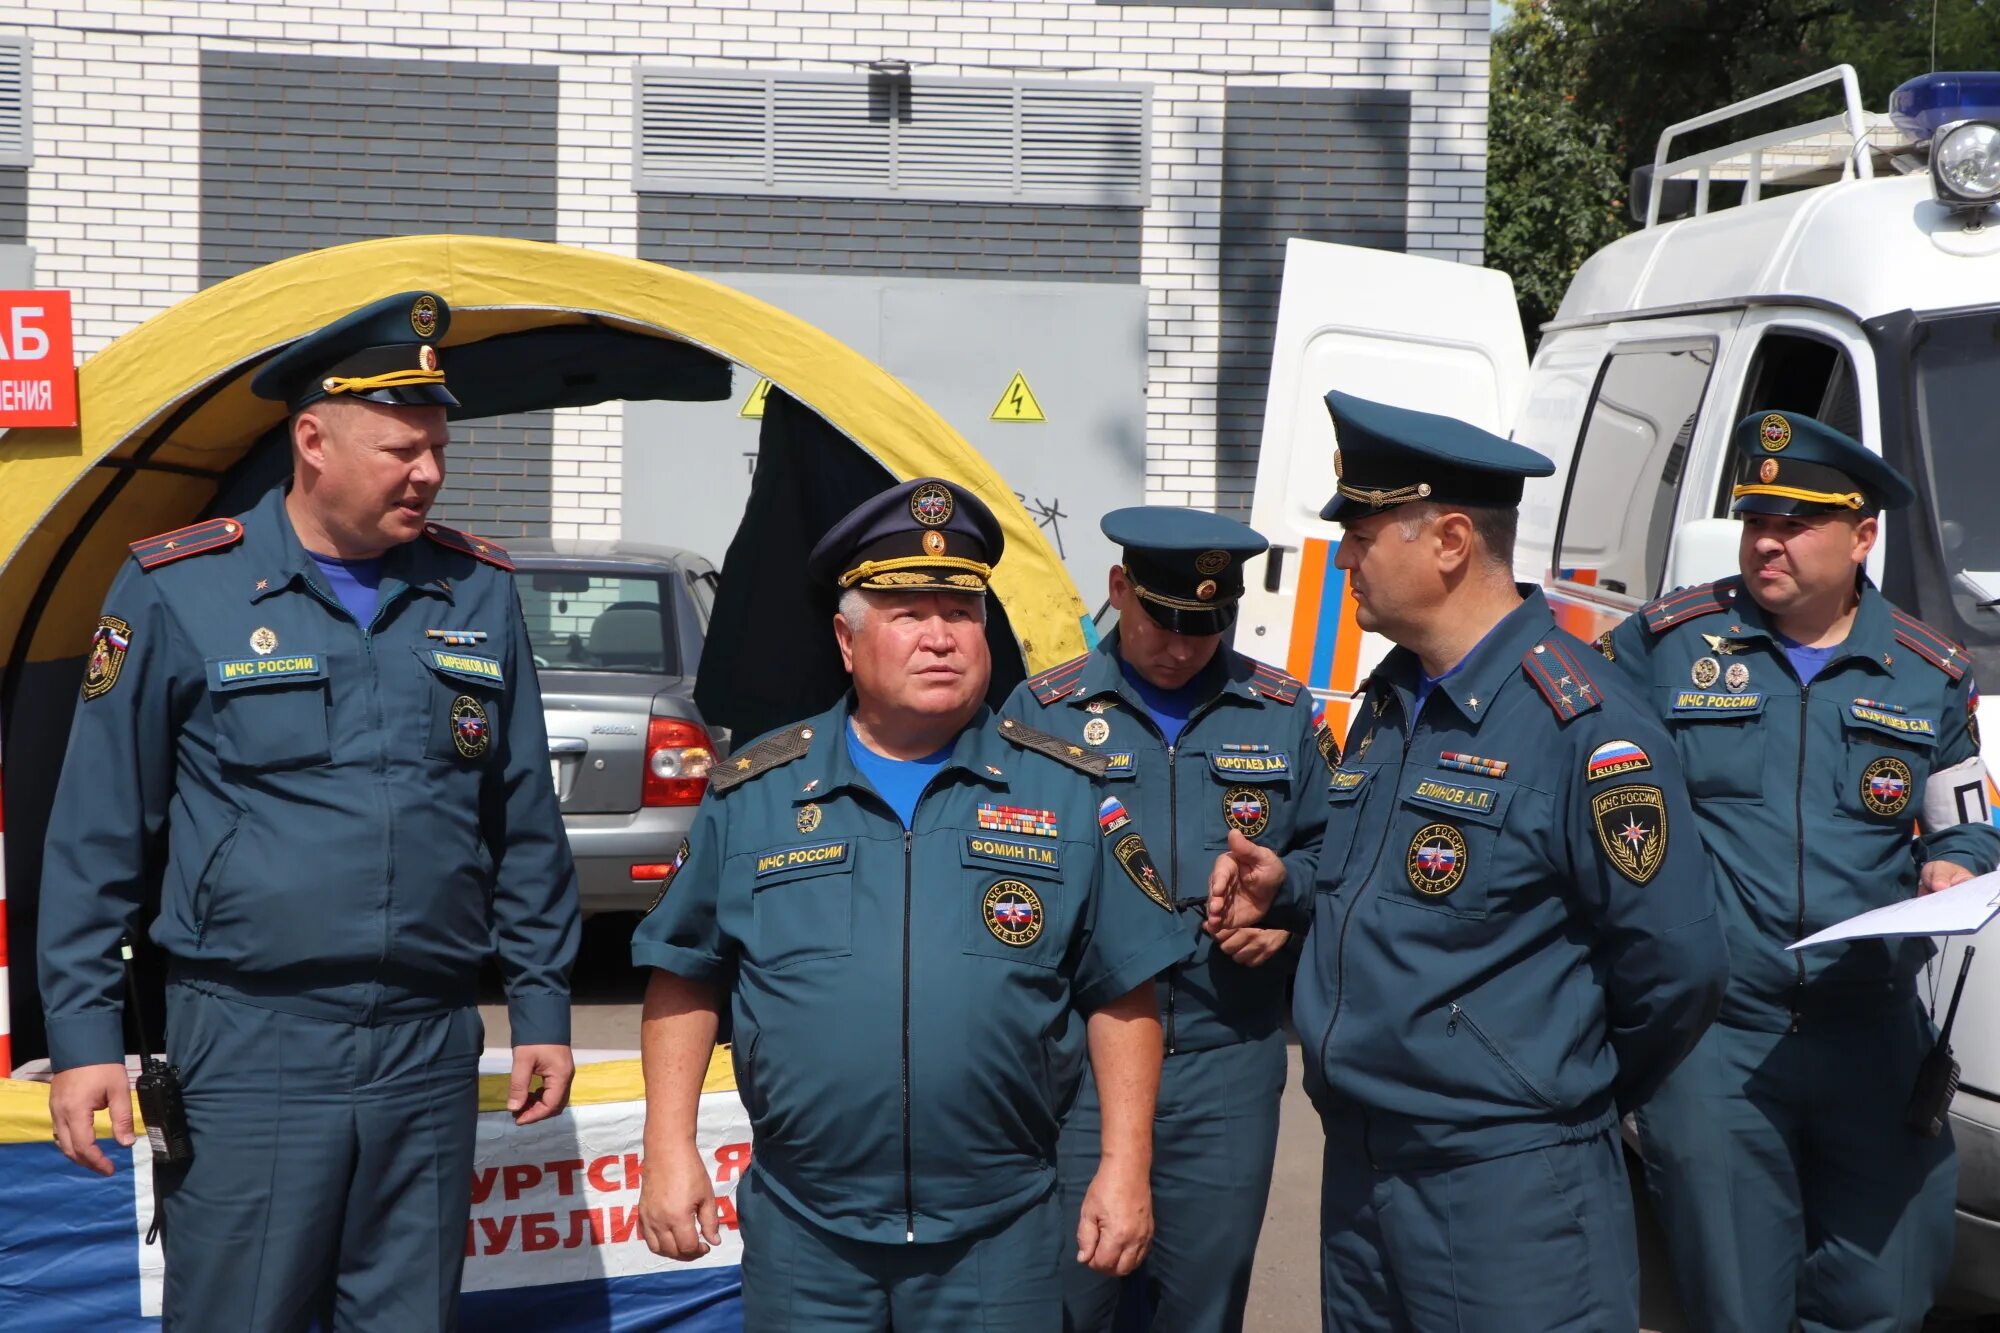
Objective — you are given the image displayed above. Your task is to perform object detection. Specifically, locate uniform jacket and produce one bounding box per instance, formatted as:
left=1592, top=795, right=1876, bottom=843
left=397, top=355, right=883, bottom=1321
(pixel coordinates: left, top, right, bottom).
left=1001, top=634, right=1331, bottom=1054
left=1277, top=591, right=1727, bottom=1168
left=1604, top=575, right=2000, bottom=1031
left=631, top=696, right=1193, bottom=1245
left=38, top=485, right=580, bottom=1069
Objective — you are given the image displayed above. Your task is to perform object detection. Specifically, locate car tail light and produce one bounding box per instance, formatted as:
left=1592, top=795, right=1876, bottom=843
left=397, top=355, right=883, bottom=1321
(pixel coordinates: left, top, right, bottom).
left=643, top=717, right=714, bottom=807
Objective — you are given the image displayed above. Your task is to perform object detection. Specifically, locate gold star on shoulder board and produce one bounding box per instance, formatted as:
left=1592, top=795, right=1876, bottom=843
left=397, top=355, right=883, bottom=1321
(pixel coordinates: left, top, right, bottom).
left=735, top=757, right=752, bottom=771
left=1066, top=745, right=1084, bottom=757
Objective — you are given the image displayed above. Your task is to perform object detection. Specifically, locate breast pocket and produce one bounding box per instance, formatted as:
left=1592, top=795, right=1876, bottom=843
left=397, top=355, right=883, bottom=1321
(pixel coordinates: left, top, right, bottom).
left=206, top=654, right=332, bottom=770
left=1312, top=767, right=1375, bottom=891
left=1201, top=750, right=1295, bottom=850
left=960, top=836, right=1067, bottom=969
left=416, top=647, right=505, bottom=766
left=1384, top=768, right=1515, bottom=921
left=750, top=841, right=856, bottom=970
left=1838, top=703, right=1939, bottom=823
left=1663, top=687, right=1768, bottom=801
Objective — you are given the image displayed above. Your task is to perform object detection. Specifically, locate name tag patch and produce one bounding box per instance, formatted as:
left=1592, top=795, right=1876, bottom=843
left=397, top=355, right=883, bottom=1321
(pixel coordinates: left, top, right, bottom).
left=1673, top=691, right=1765, bottom=715
left=1328, top=768, right=1371, bottom=797
left=1848, top=702, right=1937, bottom=741
left=964, top=835, right=1062, bottom=873
left=1100, top=752, right=1137, bottom=777
left=429, top=650, right=504, bottom=685
left=1405, top=776, right=1499, bottom=815
left=209, top=654, right=325, bottom=690
left=754, top=840, right=851, bottom=878
left=1209, top=751, right=1290, bottom=779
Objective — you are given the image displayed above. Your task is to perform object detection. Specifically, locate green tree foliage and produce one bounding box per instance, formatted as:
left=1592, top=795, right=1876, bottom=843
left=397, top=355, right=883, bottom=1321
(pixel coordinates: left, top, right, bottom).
left=1489, top=0, right=2000, bottom=342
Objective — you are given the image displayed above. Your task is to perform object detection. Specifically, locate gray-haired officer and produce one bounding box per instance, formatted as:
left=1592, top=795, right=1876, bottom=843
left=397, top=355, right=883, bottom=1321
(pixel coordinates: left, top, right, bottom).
left=1208, top=392, right=1728, bottom=1331
left=632, top=478, right=1192, bottom=1330
left=38, top=292, right=580, bottom=1329
left=1003, top=505, right=1328, bottom=1333
left=1603, top=412, right=2000, bottom=1332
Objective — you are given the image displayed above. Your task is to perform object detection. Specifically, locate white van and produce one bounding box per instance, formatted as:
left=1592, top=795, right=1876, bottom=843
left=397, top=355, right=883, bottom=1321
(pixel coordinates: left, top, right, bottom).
left=1239, top=65, right=2000, bottom=1310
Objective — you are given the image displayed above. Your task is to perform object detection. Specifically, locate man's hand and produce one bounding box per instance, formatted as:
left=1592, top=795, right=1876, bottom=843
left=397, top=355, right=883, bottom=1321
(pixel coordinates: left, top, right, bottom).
left=1920, top=860, right=1977, bottom=896
left=50, top=1064, right=133, bottom=1176
left=1075, top=1157, right=1152, bottom=1276
left=1206, top=829, right=1285, bottom=935
left=507, top=1044, right=575, bottom=1126
left=638, top=1140, right=721, bottom=1261
left=1213, top=926, right=1291, bottom=967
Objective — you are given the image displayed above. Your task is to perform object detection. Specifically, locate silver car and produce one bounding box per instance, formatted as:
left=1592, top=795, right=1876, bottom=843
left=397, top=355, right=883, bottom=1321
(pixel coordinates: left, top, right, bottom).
left=510, top=539, right=729, bottom=916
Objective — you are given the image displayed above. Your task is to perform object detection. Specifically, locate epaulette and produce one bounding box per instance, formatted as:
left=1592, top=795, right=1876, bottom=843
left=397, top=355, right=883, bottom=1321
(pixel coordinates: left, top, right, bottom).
left=1641, top=581, right=1733, bottom=635
left=710, top=723, right=816, bottom=793
left=1025, top=653, right=1090, bottom=705
left=1247, top=660, right=1303, bottom=705
left=130, top=517, right=245, bottom=570
left=1891, top=608, right=1969, bottom=683
left=1521, top=636, right=1605, bottom=723
left=997, top=717, right=1109, bottom=777
left=422, top=521, right=514, bottom=572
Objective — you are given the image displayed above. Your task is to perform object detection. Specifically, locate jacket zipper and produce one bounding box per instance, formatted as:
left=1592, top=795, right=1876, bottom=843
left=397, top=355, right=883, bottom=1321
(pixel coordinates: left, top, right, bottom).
left=1165, top=740, right=1178, bottom=1054
left=902, top=828, right=916, bottom=1241
left=1792, top=679, right=1811, bottom=1033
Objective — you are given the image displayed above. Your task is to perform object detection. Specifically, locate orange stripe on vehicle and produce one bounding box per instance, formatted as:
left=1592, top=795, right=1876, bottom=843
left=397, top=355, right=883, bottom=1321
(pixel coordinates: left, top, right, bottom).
left=1287, top=537, right=1329, bottom=684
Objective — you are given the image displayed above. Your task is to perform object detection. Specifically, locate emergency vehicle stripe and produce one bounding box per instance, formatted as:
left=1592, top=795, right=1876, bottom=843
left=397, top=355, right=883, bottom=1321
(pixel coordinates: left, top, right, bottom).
left=1285, top=537, right=1363, bottom=738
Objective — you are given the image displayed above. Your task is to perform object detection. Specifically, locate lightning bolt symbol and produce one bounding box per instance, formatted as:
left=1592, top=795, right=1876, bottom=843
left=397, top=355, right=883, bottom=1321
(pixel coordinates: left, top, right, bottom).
left=1010, top=383, right=1025, bottom=414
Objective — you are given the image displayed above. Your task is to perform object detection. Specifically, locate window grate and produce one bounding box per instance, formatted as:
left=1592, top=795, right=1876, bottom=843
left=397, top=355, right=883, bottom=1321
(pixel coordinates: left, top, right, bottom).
left=635, top=68, right=1149, bottom=206
left=0, top=37, right=30, bottom=169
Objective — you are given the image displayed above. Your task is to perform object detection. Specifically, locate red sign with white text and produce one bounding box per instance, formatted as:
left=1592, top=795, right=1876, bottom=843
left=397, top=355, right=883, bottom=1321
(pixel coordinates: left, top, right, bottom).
left=0, top=290, right=77, bottom=428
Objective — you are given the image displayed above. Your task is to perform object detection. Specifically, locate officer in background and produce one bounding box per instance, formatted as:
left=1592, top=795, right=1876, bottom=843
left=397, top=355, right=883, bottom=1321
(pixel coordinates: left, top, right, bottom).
left=39, top=292, right=580, bottom=1328
left=1601, top=412, right=1999, bottom=1332
left=1003, top=506, right=1329, bottom=1333
left=631, top=478, right=1192, bottom=1330
left=1207, top=392, right=1728, bottom=1331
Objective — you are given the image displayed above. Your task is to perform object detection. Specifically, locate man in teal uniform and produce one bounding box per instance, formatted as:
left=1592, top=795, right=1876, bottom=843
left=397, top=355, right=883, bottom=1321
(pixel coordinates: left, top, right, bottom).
left=1003, top=505, right=1329, bottom=1333
left=1602, top=411, right=2000, bottom=1333
left=1208, top=391, right=1728, bottom=1332
left=39, top=292, right=580, bottom=1329
left=631, top=478, right=1192, bottom=1331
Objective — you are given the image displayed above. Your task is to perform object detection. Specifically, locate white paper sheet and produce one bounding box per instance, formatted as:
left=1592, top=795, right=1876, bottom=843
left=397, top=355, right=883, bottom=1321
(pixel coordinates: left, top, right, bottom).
left=1788, top=869, right=2000, bottom=949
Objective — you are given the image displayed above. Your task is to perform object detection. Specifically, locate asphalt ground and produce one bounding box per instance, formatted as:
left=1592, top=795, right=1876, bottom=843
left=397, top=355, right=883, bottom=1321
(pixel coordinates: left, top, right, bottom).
left=485, top=915, right=1994, bottom=1332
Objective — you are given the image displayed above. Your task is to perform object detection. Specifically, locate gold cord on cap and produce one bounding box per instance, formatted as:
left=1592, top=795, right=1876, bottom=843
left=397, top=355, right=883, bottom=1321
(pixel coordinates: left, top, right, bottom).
left=1731, top=482, right=1864, bottom=510
left=838, top=554, right=993, bottom=589
left=1336, top=481, right=1433, bottom=508
left=319, top=367, right=449, bottom=397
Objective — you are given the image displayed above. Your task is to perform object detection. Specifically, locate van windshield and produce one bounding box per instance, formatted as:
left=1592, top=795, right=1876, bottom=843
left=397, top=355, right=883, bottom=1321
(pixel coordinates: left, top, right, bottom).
left=1910, top=307, right=2000, bottom=674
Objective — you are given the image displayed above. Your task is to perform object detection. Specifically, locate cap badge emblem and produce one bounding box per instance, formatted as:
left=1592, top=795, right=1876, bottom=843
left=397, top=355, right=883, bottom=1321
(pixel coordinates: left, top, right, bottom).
left=1759, top=457, right=1779, bottom=483
left=1761, top=413, right=1792, bottom=452
left=922, top=530, right=947, bottom=557
left=410, top=294, right=440, bottom=338
left=910, top=482, right=954, bottom=527
left=1195, top=549, right=1230, bottom=576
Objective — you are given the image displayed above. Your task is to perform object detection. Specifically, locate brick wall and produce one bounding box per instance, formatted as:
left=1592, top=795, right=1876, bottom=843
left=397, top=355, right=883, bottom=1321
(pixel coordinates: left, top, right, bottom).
left=6, top=0, right=1490, bottom=529
left=1212, top=87, right=1409, bottom=514
left=198, top=50, right=558, bottom=538
left=637, top=196, right=1141, bottom=281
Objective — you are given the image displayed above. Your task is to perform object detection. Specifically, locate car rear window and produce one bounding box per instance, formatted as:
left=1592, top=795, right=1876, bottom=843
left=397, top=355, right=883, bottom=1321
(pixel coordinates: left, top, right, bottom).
left=514, top=570, right=681, bottom=675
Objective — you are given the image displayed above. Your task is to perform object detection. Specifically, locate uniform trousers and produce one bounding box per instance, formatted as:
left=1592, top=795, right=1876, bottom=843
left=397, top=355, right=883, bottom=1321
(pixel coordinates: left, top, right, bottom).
left=738, top=1165, right=1062, bottom=1331
left=1634, top=1004, right=1957, bottom=1333
left=1318, top=1120, right=1638, bottom=1332
left=158, top=983, right=482, bottom=1332
left=1058, top=1029, right=1287, bottom=1333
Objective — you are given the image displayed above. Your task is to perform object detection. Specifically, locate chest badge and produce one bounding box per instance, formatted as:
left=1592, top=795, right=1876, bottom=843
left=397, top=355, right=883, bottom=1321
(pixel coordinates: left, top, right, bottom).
left=82, top=615, right=132, bottom=702
left=797, top=802, right=823, bottom=834
left=979, top=803, right=1060, bottom=838
left=1086, top=698, right=1114, bottom=715
left=1702, top=634, right=1747, bottom=656
left=1406, top=824, right=1468, bottom=897
left=983, top=880, right=1045, bottom=947
left=1691, top=656, right=1721, bottom=689
left=1223, top=786, right=1271, bottom=838
left=1861, top=756, right=1914, bottom=817
left=250, top=626, right=277, bottom=656
left=1083, top=717, right=1111, bottom=747
left=1724, top=661, right=1751, bottom=693
left=450, top=695, right=491, bottom=760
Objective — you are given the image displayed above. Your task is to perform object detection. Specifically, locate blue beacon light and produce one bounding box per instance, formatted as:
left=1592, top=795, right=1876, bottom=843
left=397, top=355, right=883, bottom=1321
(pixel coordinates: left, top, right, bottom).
left=1890, top=72, right=2000, bottom=212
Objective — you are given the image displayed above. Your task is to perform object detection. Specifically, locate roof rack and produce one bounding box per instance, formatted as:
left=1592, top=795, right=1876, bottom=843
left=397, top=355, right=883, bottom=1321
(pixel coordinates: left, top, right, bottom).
left=1644, top=65, right=1920, bottom=227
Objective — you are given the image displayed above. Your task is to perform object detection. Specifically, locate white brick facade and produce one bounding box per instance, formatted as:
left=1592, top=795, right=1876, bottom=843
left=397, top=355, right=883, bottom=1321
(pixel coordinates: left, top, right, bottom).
left=5, top=0, right=1488, bottom=533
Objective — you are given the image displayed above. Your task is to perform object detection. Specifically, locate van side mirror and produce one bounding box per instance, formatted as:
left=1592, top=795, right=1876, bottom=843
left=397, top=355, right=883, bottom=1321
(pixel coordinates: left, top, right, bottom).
left=1667, top=518, right=1742, bottom=590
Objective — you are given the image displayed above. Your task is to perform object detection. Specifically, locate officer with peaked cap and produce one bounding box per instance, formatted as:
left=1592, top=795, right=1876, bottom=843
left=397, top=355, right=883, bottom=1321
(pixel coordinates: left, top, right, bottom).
left=1603, top=412, right=2000, bottom=1332
left=1207, top=391, right=1727, bottom=1331
left=1002, top=506, right=1328, bottom=1333
left=39, top=291, right=580, bottom=1329
left=631, top=478, right=1192, bottom=1330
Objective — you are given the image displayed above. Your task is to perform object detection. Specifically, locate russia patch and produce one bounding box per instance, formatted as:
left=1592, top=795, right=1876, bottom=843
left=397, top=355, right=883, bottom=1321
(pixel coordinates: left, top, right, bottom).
left=1586, top=739, right=1652, bottom=781
left=1098, top=795, right=1132, bottom=835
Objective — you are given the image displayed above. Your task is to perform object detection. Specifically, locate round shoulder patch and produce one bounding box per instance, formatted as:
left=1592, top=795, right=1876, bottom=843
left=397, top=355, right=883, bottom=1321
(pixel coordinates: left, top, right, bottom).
left=983, top=880, right=1044, bottom=946
left=1406, top=823, right=1467, bottom=896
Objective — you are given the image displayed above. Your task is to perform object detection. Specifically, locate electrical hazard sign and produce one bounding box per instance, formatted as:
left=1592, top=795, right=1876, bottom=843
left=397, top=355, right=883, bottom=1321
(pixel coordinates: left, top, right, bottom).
left=739, top=378, right=773, bottom=419
left=989, top=371, right=1046, bottom=424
